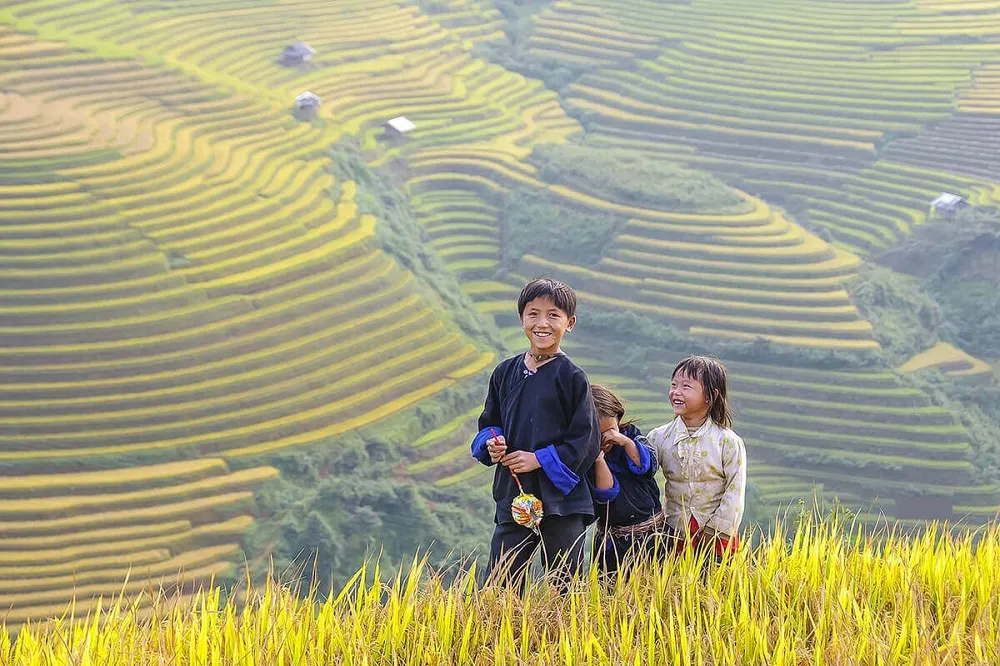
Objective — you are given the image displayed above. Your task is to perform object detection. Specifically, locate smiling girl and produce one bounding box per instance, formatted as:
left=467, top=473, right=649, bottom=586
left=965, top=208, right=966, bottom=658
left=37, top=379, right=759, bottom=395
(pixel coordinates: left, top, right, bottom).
left=647, top=356, right=746, bottom=557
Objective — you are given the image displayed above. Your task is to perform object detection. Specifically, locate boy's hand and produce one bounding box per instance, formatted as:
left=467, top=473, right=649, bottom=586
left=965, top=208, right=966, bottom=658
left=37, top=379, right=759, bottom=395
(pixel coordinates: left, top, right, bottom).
left=487, top=435, right=507, bottom=464
left=501, top=450, right=541, bottom=473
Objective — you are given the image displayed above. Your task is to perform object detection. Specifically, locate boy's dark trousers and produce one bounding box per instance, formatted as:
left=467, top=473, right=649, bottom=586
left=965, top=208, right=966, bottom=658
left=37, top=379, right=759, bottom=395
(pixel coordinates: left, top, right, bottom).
left=488, top=514, right=587, bottom=593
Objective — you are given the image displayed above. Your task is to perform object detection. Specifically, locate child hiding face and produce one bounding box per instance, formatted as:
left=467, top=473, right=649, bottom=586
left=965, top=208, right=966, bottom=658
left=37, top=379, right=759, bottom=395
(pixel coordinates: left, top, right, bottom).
left=590, top=384, right=670, bottom=578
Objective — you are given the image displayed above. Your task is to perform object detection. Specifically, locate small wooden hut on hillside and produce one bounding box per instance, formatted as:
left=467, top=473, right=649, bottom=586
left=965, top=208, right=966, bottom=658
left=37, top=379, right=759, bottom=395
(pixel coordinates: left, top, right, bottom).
left=383, top=116, right=416, bottom=141
left=930, top=192, right=970, bottom=218
left=294, top=91, right=321, bottom=119
left=280, top=42, right=316, bottom=66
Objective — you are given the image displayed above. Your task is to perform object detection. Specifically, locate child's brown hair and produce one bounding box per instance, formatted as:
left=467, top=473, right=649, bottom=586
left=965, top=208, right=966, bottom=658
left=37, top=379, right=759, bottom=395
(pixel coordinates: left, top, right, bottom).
left=591, top=384, right=637, bottom=429
left=671, top=355, right=733, bottom=429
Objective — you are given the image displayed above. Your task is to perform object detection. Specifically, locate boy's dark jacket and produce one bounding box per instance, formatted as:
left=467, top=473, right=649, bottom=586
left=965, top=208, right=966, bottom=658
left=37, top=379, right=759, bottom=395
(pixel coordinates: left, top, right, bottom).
left=472, top=353, right=601, bottom=524
left=592, top=423, right=662, bottom=529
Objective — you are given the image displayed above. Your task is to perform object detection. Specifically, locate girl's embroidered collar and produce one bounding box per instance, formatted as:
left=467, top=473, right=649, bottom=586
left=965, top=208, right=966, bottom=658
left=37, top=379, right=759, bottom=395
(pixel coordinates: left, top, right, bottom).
left=675, top=416, right=710, bottom=439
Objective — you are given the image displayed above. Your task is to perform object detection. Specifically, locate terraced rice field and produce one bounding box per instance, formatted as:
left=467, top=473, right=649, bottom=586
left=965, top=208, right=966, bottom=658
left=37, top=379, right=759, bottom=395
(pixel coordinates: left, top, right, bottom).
left=899, top=342, right=995, bottom=380
left=3, top=0, right=1000, bottom=628
left=527, top=0, right=1000, bottom=254
left=0, top=0, right=593, bottom=625
left=878, top=62, right=1000, bottom=181
left=877, top=57, right=1000, bottom=181
left=0, top=460, right=274, bottom=626
left=405, top=149, right=875, bottom=349
left=400, top=0, right=1000, bottom=523
left=415, top=0, right=507, bottom=47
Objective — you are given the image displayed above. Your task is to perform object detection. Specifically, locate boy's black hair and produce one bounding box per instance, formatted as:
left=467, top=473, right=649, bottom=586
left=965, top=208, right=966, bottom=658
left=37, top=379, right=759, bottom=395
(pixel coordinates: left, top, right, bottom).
left=672, top=355, right=733, bottom=429
left=517, top=277, right=577, bottom=318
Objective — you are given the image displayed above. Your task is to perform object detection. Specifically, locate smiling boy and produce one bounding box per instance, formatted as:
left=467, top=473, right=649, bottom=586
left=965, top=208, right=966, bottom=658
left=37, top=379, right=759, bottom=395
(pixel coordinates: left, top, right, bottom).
left=471, top=277, right=601, bottom=590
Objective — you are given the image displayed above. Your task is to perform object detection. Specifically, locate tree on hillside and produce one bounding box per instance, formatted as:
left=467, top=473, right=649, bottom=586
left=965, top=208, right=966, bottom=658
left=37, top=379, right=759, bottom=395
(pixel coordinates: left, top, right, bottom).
left=878, top=207, right=1000, bottom=358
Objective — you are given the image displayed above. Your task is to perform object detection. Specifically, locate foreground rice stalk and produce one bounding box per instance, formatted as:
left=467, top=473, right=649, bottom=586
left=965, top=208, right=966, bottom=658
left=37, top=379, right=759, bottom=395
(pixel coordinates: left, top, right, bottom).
left=2, top=516, right=998, bottom=665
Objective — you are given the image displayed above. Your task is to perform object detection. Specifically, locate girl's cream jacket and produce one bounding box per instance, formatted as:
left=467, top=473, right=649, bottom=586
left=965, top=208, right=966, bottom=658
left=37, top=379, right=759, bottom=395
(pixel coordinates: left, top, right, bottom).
left=647, top=417, right=747, bottom=538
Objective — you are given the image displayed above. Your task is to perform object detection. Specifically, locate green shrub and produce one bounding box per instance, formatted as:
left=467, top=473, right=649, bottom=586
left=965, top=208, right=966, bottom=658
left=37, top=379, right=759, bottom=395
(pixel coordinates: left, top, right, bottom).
left=900, top=371, right=1000, bottom=486
left=329, top=140, right=505, bottom=350
left=244, top=382, right=496, bottom=590
left=499, top=187, right=623, bottom=269
left=529, top=144, right=748, bottom=213
left=935, top=280, right=1000, bottom=359
left=473, top=1, right=582, bottom=92
left=847, top=266, right=948, bottom=366
left=580, top=310, right=883, bottom=370
left=879, top=206, right=1000, bottom=358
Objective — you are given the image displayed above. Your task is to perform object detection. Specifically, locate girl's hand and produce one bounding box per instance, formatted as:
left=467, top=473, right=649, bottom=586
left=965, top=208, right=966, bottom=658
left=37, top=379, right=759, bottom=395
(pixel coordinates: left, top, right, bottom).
left=599, top=428, right=617, bottom=453
left=501, top=450, right=540, bottom=473
left=602, top=429, right=632, bottom=449
left=487, top=435, right=507, bottom=464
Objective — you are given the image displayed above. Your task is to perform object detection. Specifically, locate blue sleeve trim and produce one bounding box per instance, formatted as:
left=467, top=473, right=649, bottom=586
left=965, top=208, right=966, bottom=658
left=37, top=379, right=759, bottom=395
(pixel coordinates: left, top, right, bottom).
left=627, top=439, right=652, bottom=475
left=593, top=475, right=620, bottom=503
left=536, top=445, right=581, bottom=495
left=471, top=427, right=501, bottom=466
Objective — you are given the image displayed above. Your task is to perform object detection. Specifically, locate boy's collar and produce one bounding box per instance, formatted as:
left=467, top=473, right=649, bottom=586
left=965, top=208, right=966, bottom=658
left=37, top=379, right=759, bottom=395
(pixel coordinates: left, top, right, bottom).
left=527, top=350, right=563, bottom=363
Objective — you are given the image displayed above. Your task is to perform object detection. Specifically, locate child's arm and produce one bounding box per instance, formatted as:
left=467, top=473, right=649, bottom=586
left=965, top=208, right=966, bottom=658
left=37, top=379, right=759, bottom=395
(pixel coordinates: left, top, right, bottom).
left=703, top=433, right=747, bottom=538
left=604, top=425, right=657, bottom=476
left=592, top=451, right=620, bottom=503
left=646, top=424, right=672, bottom=480
left=531, top=369, right=601, bottom=495
left=470, top=371, right=503, bottom=467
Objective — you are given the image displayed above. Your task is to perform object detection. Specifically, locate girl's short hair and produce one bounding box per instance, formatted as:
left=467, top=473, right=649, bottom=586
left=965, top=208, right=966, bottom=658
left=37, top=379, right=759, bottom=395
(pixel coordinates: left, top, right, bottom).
left=591, top=384, right=637, bottom=429
left=671, top=355, right=733, bottom=429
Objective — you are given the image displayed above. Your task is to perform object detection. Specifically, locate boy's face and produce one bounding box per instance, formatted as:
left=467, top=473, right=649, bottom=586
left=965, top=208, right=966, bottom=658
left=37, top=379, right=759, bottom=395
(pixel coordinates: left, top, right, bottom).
left=520, top=296, right=575, bottom=354
left=669, top=371, right=710, bottom=422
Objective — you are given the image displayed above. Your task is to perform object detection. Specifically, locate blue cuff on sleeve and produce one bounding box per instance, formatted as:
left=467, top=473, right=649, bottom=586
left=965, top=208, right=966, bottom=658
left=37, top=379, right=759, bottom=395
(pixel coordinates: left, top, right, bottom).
left=535, top=445, right=581, bottom=495
left=627, top=440, right=652, bottom=475
left=593, top=475, right=620, bottom=503
left=471, top=427, right=501, bottom=466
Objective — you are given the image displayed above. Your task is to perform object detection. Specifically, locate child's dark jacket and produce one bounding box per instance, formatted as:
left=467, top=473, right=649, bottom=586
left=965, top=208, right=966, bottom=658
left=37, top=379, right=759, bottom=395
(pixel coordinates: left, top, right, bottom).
left=471, top=353, right=600, bottom=524
left=593, top=424, right=661, bottom=528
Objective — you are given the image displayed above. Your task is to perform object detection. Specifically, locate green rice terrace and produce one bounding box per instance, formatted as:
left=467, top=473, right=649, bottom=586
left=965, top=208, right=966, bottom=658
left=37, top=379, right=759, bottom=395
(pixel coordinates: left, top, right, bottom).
left=1, top=0, right=1000, bottom=628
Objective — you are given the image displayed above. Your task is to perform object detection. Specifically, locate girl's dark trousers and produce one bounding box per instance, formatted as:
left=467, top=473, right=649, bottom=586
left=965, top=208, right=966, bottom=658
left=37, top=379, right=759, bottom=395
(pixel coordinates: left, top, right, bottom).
left=594, top=523, right=674, bottom=578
